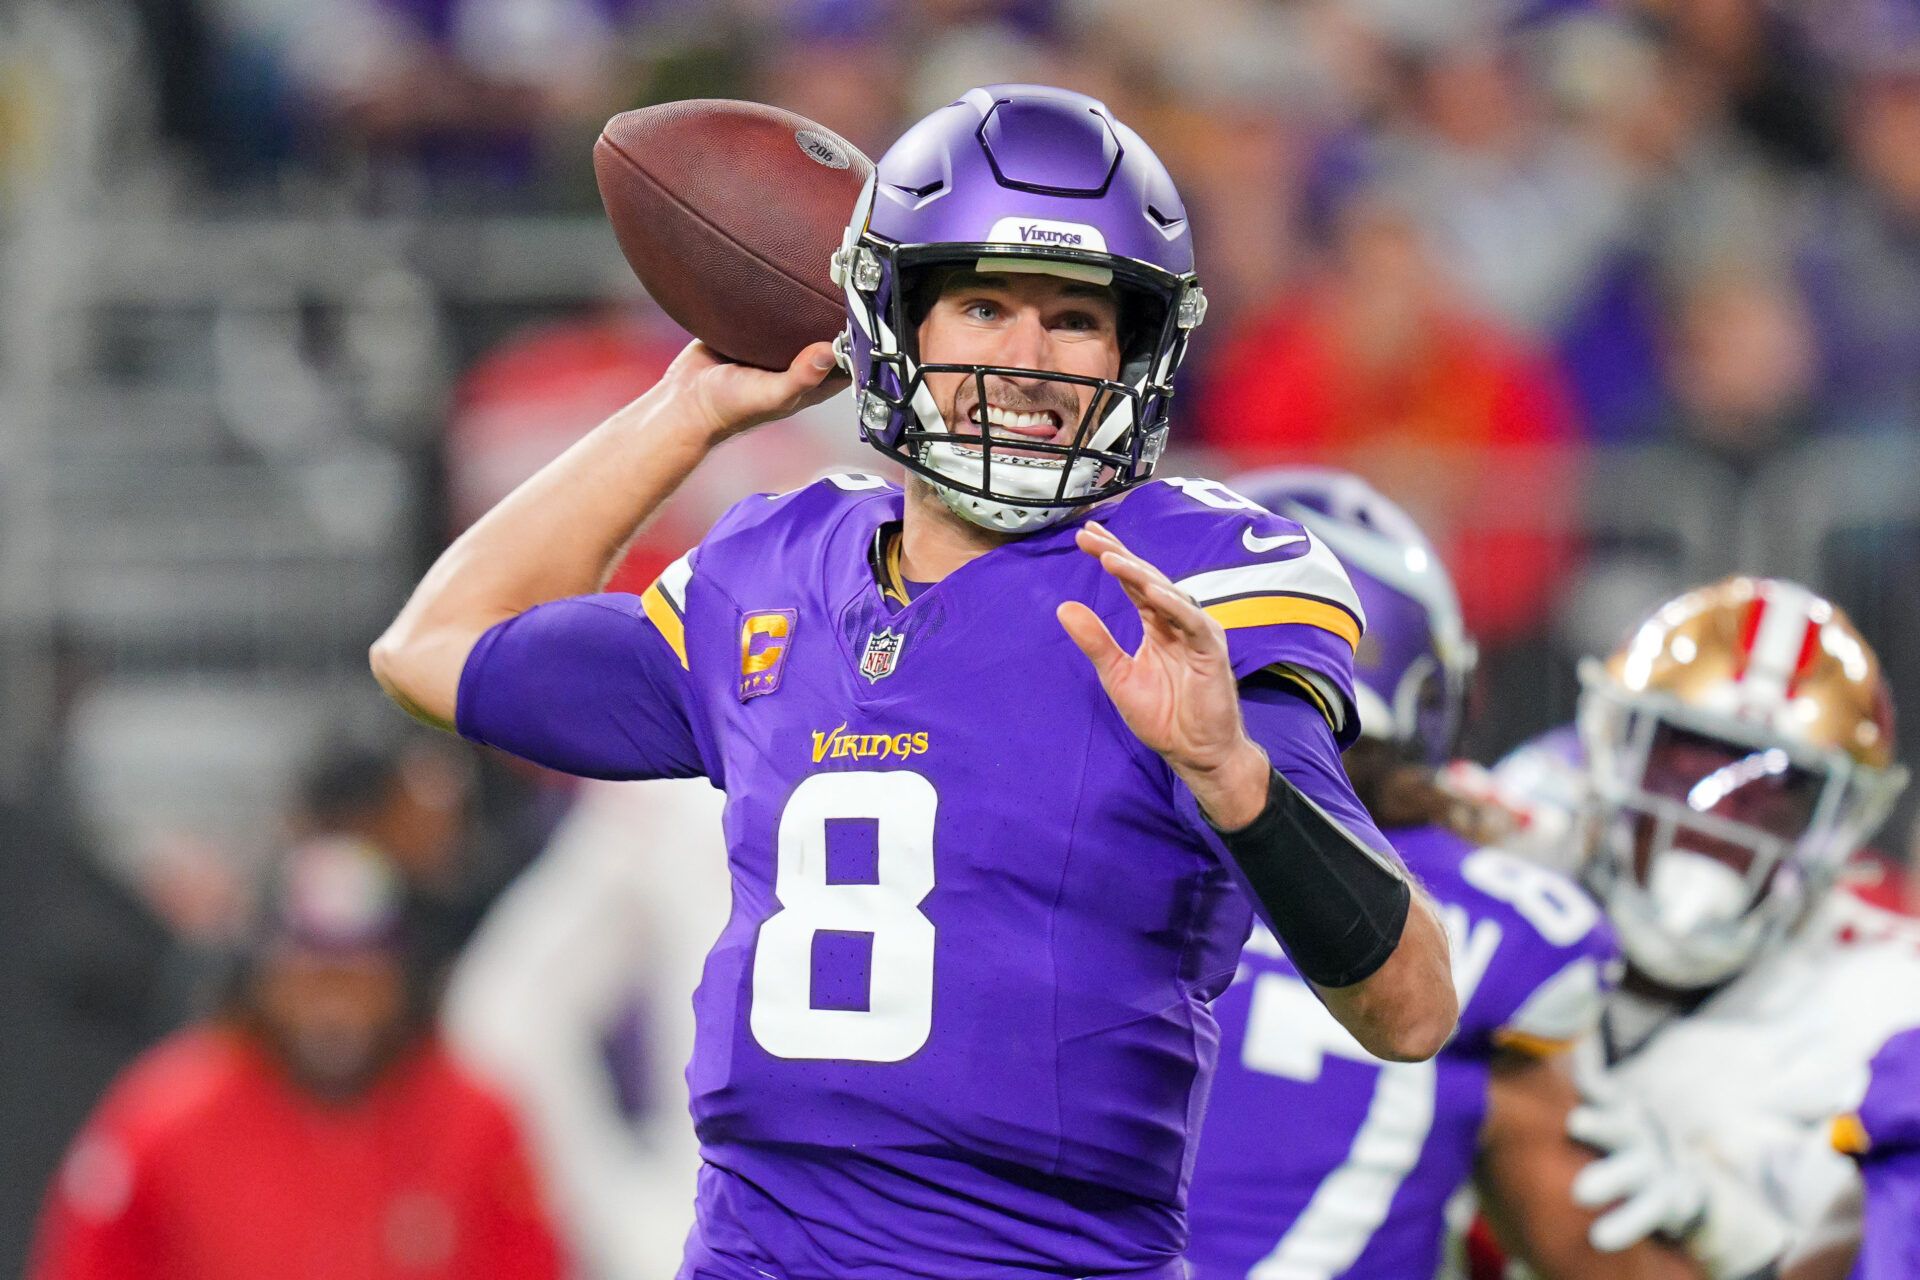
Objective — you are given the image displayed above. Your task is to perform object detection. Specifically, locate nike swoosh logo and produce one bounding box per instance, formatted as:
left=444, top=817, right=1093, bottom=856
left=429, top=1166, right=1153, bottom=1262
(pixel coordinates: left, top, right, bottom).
left=1243, top=528, right=1307, bottom=554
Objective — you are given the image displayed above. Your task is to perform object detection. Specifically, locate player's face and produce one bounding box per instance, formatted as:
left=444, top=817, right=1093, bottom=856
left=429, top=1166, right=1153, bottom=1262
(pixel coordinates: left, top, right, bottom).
left=1629, top=723, right=1824, bottom=881
left=916, top=270, right=1122, bottom=457
left=252, top=948, right=409, bottom=1099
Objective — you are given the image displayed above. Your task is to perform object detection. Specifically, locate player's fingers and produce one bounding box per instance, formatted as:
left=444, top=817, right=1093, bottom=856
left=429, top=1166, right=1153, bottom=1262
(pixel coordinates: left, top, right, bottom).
left=1084, top=522, right=1177, bottom=588
left=1567, top=1104, right=1637, bottom=1154
left=1057, top=601, right=1129, bottom=682
left=1101, top=554, right=1184, bottom=644
left=778, top=342, right=849, bottom=407
left=1570, top=1148, right=1654, bottom=1209
left=1096, top=548, right=1166, bottom=612
left=1586, top=1184, right=1671, bottom=1252
left=1075, top=523, right=1131, bottom=570
left=788, top=340, right=842, bottom=380
left=1114, top=568, right=1213, bottom=653
left=1144, top=580, right=1213, bottom=645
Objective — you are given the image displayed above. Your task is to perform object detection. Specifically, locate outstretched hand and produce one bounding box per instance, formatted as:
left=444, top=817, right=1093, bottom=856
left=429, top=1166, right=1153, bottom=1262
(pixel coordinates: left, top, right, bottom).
left=1057, top=521, right=1270, bottom=828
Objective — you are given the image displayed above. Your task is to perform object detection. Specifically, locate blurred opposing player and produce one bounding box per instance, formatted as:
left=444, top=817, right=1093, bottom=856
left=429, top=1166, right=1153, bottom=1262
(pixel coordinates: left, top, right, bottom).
left=1492, top=579, right=1920, bottom=1277
left=371, top=85, right=1456, bottom=1278
left=1185, top=471, right=1700, bottom=1280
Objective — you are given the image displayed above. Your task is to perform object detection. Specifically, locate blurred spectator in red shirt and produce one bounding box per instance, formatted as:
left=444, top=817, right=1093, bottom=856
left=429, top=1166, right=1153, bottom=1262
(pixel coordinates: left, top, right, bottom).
left=30, top=837, right=564, bottom=1280
left=1197, top=189, right=1580, bottom=646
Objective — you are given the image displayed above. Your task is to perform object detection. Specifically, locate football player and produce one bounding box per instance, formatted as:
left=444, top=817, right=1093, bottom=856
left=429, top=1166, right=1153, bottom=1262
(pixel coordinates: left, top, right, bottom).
left=1490, top=579, right=1920, bottom=1278
left=370, top=85, right=1457, bottom=1278
left=1785, top=1025, right=1920, bottom=1280
left=1183, top=470, right=1701, bottom=1280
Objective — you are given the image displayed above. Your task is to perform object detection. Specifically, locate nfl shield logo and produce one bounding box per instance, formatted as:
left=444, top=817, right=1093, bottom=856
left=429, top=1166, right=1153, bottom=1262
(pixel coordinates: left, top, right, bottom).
left=860, top=628, right=904, bottom=683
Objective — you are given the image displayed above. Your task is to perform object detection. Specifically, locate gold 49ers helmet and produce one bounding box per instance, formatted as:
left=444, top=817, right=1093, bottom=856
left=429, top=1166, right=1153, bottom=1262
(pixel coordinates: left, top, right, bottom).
left=1577, top=576, right=1908, bottom=990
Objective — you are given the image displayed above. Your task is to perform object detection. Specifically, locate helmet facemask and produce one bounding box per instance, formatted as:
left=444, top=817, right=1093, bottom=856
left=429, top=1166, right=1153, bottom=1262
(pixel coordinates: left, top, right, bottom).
left=1577, top=658, right=1907, bottom=990
left=837, top=214, right=1203, bottom=533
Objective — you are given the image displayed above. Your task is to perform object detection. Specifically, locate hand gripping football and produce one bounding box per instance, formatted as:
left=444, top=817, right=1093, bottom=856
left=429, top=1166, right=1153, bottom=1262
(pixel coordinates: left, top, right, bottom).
left=594, top=100, right=873, bottom=370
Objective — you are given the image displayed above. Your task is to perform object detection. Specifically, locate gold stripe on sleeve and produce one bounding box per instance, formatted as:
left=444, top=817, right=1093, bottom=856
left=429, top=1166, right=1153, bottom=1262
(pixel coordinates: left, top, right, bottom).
left=1491, top=1028, right=1575, bottom=1059
left=640, top=581, right=690, bottom=669
left=1831, top=1113, right=1872, bottom=1156
left=1204, top=595, right=1362, bottom=649
left=1267, top=666, right=1336, bottom=725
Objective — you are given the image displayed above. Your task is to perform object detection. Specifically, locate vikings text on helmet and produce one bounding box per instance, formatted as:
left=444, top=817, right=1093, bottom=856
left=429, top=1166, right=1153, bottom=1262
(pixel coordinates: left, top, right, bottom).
left=832, top=85, right=1206, bottom=533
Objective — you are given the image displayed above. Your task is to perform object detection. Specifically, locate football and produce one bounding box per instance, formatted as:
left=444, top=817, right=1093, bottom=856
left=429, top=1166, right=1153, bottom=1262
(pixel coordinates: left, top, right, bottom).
left=594, top=100, right=873, bottom=370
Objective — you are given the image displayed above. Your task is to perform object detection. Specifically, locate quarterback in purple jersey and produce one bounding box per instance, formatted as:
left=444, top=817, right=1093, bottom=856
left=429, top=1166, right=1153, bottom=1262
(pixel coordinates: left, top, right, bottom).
left=370, top=86, right=1456, bottom=1278
left=1183, top=472, right=1703, bottom=1280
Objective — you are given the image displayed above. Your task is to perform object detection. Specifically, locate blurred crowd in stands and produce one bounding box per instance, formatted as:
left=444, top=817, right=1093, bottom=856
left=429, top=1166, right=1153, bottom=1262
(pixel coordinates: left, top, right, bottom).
left=3, top=0, right=1920, bottom=1275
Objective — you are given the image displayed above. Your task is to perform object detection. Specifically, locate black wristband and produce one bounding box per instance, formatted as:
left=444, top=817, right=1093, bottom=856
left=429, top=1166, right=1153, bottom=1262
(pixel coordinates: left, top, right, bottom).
left=1210, top=768, right=1412, bottom=988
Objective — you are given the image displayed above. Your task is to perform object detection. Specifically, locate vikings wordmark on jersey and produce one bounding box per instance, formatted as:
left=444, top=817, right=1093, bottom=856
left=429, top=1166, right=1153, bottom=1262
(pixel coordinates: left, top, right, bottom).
left=461, top=471, right=1368, bottom=1278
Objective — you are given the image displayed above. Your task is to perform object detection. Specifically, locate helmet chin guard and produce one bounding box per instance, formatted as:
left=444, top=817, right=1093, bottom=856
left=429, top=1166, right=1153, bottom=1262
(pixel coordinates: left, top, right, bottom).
left=833, top=86, right=1204, bottom=531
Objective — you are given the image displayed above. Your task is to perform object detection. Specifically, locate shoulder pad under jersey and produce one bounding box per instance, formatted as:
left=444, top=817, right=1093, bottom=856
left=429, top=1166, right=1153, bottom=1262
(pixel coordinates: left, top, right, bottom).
left=637, top=471, right=898, bottom=670
left=1103, top=477, right=1366, bottom=743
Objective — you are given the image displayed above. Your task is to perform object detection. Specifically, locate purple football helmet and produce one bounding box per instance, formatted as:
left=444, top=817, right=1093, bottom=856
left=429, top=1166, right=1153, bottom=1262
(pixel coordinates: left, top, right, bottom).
left=831, top=85, right=1206, bottom=532
left=1232, top=468, right=1478, bottom=763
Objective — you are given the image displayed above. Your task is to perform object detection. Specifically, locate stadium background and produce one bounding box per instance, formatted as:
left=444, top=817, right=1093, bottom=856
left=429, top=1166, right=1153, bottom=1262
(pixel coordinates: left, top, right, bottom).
left=2, top=0, right=1917, bottom=1274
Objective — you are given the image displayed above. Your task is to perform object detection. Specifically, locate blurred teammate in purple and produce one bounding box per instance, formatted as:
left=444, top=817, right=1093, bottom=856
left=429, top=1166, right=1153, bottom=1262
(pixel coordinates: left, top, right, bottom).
left=1183, top=471, right=1701, bottom=1280
left=1790, top=1027, right=1920, bottom=1280
left=1838, top=1027, right=1920, bottom=1279
left=371, top=86, right=1456, bottom=1277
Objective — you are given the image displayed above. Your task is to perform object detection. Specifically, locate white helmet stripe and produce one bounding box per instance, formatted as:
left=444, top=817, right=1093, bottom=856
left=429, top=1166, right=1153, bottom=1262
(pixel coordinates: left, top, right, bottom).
left=1741, top=583, right=1817, bottom=705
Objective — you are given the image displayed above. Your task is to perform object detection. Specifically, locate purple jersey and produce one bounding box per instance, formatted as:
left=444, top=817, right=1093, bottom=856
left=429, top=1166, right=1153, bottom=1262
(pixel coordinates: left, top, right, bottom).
left=457, top=474, right=1375, bottom=1278
left=1843, top=1026, right=1920, bottom=1280
left=1185, top=825, right=1616, bottom=1280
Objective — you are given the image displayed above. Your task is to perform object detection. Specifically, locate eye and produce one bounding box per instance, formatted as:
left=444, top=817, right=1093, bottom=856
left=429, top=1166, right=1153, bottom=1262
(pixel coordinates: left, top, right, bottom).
left=964, top=300, right=1000, bottom=322
left=1055, top=309, right=1107, bottom=334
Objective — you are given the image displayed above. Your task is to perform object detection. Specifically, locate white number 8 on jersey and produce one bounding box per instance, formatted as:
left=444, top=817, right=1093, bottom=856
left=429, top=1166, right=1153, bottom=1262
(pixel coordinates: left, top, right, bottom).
left=750, top=770, right=938, bottom=1062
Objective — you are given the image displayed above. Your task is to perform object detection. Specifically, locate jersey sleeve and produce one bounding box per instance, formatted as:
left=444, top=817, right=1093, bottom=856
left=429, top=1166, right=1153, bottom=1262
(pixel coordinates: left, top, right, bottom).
left=1439, top=846, right=1618, bottom=1057
left=456, top=561, right=707, bottom=782
left=1838, top=1027, right=1920, bottom=1159
left=1234, top=677, right=1395, bottom=860
left=457, top=476, right=895, bottom=782
left=1111, top=478, right=1366, bottom=746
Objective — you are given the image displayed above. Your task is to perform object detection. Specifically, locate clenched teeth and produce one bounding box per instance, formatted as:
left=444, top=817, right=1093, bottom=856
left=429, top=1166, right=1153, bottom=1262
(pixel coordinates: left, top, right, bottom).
left=971, top=405, right=1061, bottom=432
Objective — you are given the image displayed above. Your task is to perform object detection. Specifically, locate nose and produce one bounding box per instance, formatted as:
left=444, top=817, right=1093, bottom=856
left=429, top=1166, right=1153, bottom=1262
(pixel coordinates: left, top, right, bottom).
left=997, top=304, right=1053, bottom=375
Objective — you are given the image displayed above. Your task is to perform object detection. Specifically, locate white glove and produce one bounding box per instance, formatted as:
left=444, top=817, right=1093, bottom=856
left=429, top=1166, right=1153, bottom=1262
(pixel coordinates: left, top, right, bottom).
left=1569, top=1098, right=1705, bottom=1247
left=1569, top=1090, right=1792, bottom=1278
